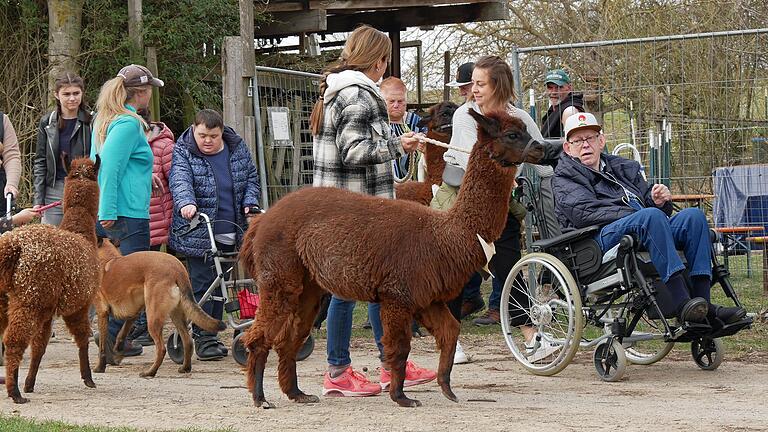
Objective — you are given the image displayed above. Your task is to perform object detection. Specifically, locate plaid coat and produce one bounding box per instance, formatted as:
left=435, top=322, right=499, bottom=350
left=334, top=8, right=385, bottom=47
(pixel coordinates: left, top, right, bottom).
left=312, top=70, right=404, bottom=198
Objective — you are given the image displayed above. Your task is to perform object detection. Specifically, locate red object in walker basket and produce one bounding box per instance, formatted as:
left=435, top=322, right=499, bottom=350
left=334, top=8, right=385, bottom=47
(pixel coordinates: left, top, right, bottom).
left=237, top=290, right=260, bottom=319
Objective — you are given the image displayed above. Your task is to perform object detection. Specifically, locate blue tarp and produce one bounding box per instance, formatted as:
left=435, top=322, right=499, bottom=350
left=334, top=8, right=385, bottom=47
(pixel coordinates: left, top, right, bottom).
left=713, top=164, right=768, bottom=233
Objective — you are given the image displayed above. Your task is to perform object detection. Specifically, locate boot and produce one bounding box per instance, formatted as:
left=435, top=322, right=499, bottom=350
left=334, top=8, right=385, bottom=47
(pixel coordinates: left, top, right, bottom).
left=193, top=330, right=226, bottom=361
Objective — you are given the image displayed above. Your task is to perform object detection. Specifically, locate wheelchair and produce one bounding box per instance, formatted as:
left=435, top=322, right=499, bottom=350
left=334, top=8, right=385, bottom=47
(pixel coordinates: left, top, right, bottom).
left=500, top=176, right=753, bottom=381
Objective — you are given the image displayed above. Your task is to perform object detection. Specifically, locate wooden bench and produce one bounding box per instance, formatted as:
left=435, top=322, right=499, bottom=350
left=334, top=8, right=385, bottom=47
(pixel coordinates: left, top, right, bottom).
left=715, top=226, right=765, bottom=276
left=745, top=236, right=768, bottom=295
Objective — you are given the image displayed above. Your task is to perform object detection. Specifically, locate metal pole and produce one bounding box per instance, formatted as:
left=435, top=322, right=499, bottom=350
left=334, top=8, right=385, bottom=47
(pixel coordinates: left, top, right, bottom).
left=510, top=48, right=523, bottom=109
left=251, top=72, right=270, bottom=209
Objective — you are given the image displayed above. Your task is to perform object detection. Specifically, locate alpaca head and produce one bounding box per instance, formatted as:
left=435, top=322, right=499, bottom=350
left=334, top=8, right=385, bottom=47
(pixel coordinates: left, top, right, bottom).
left=468, top=109, right=544, bottom=167
left=417, top=101, right=459, bottom=134
left=67, top=156, right=100, bottom=181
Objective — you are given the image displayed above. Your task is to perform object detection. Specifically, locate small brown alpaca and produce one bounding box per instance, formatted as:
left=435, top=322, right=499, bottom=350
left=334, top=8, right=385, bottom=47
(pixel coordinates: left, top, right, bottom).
left=240, top=110, right=544, bottom=408
left=0, top=157, right=100, bottom=403
left=394, top=101, right=458, bottom=205
left=93, top=237, right=226, bottom=377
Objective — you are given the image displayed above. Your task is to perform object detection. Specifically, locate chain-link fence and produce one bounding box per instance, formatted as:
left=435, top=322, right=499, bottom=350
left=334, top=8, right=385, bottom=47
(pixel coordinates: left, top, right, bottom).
left=510, top=28, right=768, bottom=277
left=251, top=66, right=321, bottom=208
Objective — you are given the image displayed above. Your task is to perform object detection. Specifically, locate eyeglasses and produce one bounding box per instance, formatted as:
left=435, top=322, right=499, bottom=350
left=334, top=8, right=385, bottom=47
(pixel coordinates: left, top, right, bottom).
left=568, top=134, right=601, bottom=147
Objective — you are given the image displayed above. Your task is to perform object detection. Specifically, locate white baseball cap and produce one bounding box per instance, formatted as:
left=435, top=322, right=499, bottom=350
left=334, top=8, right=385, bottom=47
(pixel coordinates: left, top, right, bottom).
left=564, top=112, right=602, bottom=140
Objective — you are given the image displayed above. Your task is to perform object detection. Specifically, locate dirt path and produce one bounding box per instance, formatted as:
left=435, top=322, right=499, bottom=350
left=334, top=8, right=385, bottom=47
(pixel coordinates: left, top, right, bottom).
left=3, top=329, right=767, bottom=432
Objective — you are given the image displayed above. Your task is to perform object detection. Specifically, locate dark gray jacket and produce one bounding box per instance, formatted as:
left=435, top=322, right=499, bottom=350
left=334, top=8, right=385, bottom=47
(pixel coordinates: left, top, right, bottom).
left=34, top=109, right=92, bottom=205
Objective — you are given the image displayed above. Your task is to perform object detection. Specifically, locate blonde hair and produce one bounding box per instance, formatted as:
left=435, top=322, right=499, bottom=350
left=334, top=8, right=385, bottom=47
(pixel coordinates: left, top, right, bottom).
left=93, top=77, right=149, bottom=152
left=473, top=55, right=517, bottom=109
left=309, top=25, right=392, bottom=135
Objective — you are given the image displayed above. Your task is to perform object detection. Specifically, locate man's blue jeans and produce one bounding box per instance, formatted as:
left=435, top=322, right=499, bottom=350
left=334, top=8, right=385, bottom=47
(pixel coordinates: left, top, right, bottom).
left=326, top=296, right=384, bottom=367
left=596, top=207, right=711, bottom=283
left=105, top=217, right=150, bottom=337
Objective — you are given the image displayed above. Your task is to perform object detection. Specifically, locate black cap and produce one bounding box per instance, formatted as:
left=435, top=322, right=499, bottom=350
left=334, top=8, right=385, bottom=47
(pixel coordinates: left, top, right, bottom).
left=446, top=62, right=474, bottom=87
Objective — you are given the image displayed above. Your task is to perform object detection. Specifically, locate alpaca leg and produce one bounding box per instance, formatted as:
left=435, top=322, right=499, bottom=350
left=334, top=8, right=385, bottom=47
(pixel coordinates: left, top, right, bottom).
left=379, top=302, right=419, bottom=407
left=416, top=302, right=459, bottom=402
left=277, top=282, right=323, bottom=404
left=94, top=309, right=111, bottom=372
left=169, top=311, right=192, bottom=374
left=23, top=317, right=53, bottom=393
left=139, top=313, right=165, bottom=378
left=243, top=313, right=273, bottom=408
left=62, top=307, right=96, bottom=388
left=4, top=309, right=35, bottom=403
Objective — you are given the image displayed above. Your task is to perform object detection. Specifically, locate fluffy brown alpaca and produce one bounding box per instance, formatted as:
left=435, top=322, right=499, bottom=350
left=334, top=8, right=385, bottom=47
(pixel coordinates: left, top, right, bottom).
left=0, top=157, right=100, bottom=403
left=93, top=237, right=226, bottom=376
left=59, top=156, right=101, bottom=245
left=240, top=110, right=544, bottom=408
left=394, top=101, right=458, bottom=205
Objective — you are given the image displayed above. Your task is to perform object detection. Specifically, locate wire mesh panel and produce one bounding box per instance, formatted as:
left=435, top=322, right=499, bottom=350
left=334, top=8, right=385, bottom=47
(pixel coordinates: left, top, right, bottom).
left=511, top=29, right=768, bottom=276
left=252, top=66, right=322, bottom=206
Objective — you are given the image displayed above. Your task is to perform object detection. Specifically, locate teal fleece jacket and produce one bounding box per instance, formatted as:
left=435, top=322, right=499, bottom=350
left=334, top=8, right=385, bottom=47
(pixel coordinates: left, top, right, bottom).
left=91, top=106, right=153, bottom=220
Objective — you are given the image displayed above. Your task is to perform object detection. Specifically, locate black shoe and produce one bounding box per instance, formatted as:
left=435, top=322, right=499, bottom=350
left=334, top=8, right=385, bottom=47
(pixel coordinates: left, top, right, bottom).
left=362, top=318, right=372, bottom=330
left=194, top=332, right=225, bottom=361
left=129, top=325, right=155, bottom=347
left=709, top=304, right=747, bottom=324
left=678, top=297, right=708, bottom=323
left=460, top=294, right=485, bottom=319
left=95, top=331, right=143, bottom=365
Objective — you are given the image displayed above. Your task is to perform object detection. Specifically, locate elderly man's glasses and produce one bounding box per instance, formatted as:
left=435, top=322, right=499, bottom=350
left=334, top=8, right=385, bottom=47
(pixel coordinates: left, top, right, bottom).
left=569, top=134, right=601, bottom=146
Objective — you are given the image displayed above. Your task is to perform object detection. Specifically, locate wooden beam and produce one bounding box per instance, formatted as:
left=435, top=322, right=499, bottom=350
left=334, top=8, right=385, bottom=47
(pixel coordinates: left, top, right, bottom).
left=240, top=0, right=255, bottom=76
left=127, top=0, right=143, bottom=59
left=222, top=37, right=244, bottom=136
left=262, top=0, right=497, bottom=13
left=389, top=30, right=400, bottom=78
left=145, top=47, right=161, bottom=121
left=254, top=10, right=327, bottom=37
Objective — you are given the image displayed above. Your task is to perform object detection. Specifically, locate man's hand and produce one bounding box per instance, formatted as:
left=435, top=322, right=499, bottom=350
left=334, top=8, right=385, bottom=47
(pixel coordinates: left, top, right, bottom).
left=180, top=204, right=197, bottom=220
left=400, top=132, right=419, bottom=153
left=651, top=183, right=672, bottom=206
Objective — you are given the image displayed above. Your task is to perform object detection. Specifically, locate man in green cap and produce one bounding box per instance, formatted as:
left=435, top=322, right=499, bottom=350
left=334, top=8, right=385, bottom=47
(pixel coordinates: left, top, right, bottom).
left=540, top=69, right=584, bottom=139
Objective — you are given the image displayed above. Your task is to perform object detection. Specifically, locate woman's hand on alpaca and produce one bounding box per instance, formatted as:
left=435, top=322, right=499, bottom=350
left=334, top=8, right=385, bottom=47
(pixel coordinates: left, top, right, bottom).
left=180, top=204, right=197, bottom=220
left=151, top=174, right=165, bottom=197
left=12, top=208, right=40, bottom=226
left=100, top=219, right=115, bottom=228
left=400, top=132, right=419, bottom=153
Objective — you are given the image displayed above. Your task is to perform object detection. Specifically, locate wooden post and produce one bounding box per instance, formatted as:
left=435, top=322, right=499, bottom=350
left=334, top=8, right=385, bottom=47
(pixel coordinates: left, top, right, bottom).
left=47, top=0, right=84, bottom=104
left=145, top=47, right=160, bottom=122
left=443, top=51, right=451, bottom=102
left=222, top=37, right=245, bottom=137
left=389, top=29, right=401, bottom=78
left=239, top=0, right=256, bottom=155
left=127, top=0, right=143, bottom=60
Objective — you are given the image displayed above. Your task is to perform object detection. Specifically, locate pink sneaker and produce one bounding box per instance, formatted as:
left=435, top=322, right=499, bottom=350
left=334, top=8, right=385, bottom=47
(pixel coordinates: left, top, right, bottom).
left=322, top=367, right=382, bottom=397
left=380, top=360, right=437, bottom=390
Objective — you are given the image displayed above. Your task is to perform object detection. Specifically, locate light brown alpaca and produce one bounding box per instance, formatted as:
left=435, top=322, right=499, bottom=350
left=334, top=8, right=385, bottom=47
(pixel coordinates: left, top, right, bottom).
left=240, top=110, right=544, bottom=408
left=93, top=237, right=226, bottom=377
left=0, top=157, right=100, bottom=403
left=394, top=101, right=458, bottom=205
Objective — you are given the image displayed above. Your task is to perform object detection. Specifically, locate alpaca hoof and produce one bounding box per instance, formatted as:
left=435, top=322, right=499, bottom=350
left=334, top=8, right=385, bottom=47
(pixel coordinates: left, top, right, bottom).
left=440, top=384, right=458, bottom=402
left=291, top=393, right=319, bottom=404
left=12, top=395, right=29, bottom=404
left=178, top=366, right=191, bottom=374
left=139, top=370, right=156, bottom=378
left=23, top=384, right=34, bottom=393
left=254, top=398, right=275, bottom=409
left=84, top=379, right=96, bottom=389
left=396, top=397, right=422, bottom=408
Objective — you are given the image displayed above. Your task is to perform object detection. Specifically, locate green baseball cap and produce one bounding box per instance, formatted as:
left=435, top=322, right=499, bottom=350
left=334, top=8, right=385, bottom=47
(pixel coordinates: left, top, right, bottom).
left=544, top=69, right=570, bottom=86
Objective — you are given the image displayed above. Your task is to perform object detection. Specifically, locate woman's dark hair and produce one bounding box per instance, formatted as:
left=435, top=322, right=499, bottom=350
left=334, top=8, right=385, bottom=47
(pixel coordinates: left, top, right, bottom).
left=53, top=72, right=91, bottom=128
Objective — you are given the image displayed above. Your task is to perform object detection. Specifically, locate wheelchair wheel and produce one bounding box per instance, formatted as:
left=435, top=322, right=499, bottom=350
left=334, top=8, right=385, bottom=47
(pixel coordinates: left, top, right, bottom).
left=500, top=253, right=583, bottom=376
left=232, top=332, right=248, bottom=366
left=594, top=339, right=627, bottom=382
left=691, top=337, right=723, bottom=371
left=296, top=334, right=315, bottom=362
left=166, top=332, right=185, bottom=365
left=610, top=312, right=674, bottom=366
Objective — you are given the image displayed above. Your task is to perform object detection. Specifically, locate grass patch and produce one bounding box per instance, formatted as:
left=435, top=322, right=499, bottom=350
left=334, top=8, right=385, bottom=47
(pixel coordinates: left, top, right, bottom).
left=0, top=415, right=233, bottom=432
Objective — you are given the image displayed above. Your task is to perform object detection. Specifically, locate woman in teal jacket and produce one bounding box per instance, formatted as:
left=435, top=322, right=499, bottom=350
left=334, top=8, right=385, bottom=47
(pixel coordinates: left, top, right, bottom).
left=91, top=64, right=164, bottom=361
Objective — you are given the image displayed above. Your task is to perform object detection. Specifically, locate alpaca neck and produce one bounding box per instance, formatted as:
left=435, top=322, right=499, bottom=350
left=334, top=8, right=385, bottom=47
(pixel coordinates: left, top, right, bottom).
left=447, top=143, right=515, bottom=243
left=424, top=129, right=449, bottom=186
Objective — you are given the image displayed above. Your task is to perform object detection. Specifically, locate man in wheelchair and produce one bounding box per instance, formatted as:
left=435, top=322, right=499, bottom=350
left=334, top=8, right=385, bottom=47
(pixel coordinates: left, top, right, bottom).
left=551, top=113, right=746, bottom=326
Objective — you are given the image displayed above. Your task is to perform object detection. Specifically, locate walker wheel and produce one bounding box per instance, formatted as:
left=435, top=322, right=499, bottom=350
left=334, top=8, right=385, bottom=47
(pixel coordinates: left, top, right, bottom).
left=296, top=334, right=315, bottom=362
left=232, top=332, right=248, bottom=366
left=167, top=332, right=185, bottom=365
left=691, top=338, right=723, bottom=371
left=594, top=339, right=627, bottom=382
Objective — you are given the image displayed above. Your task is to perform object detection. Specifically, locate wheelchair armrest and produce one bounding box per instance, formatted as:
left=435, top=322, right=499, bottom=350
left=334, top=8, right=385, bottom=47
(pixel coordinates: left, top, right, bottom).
left=532, top=225, right=601, bottom=251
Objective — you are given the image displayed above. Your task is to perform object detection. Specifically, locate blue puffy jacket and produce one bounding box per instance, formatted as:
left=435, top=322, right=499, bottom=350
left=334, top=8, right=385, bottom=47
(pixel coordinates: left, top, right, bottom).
left=552, top=152, right=672, bottom=230
left=169, top=125, right=260, bottom=257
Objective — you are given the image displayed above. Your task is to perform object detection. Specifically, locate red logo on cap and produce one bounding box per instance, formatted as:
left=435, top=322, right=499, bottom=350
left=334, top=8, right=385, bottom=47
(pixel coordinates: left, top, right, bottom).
left=578, top=114, right=587, bottom=121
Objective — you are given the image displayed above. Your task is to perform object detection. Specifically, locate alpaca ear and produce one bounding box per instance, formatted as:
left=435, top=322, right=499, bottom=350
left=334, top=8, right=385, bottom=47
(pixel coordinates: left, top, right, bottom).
left=468, top=109, right=500, bottom=140
left=416, top=114, right=431, bottom=128
left=94, top=154, right=101, bottom=173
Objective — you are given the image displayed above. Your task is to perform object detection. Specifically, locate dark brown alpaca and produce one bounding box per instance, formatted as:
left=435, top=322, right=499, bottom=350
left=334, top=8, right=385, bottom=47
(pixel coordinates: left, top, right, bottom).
left=0, top=157, right=100, bottom=403
left=240, top=110, right=544, bottom=408
left=394, top=101, right=458, bottom=205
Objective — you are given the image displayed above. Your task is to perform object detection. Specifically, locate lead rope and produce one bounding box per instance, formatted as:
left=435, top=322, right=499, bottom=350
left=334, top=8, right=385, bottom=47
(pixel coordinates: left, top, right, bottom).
left=392, top=122, right=418, bottom=184
left=415, top=135, right=471, bottom=154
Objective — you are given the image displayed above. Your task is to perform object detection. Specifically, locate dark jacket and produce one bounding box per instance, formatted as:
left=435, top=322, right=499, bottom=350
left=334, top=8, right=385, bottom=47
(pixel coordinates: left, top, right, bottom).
left=34, top=109, right=92, bottom=205
left=168, top=125, right=260, bottom=257
left=552, top=152, right=672, bottom=229
left=540, top=92, right=584, bottom=139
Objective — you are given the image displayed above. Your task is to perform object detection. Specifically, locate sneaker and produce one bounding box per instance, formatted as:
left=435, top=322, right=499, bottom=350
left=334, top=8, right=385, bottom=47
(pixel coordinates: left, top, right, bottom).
left=380, top=360, right=437, bottom=390
left=678, top=297, right=708, bottom=324
left=322, top=367, right=382, bottom=397
left=525, top=335, right=561, bottom=363
left=473, top=309, right=500, bottom=326
left=460, top=295, right=485, bottom=319
left=454, top=341, right=470, bottom=365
